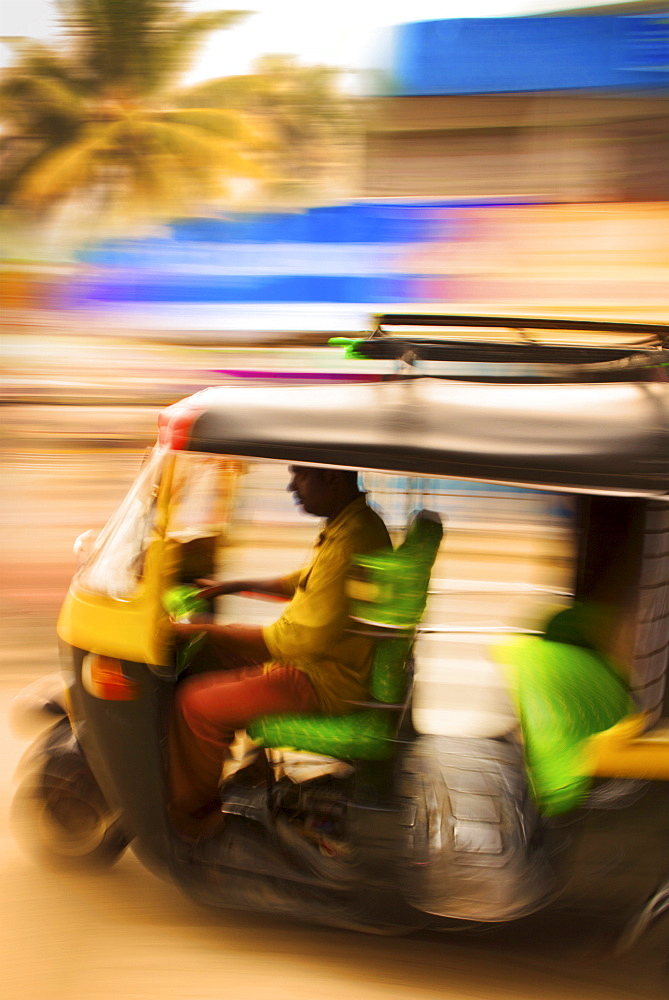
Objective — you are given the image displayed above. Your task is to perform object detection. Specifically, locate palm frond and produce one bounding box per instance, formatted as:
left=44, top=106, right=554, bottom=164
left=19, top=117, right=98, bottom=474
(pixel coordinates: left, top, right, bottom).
left=140, top=117, right=264, bottom=177
left=165, top=9, right=251, bottom=49
left=172, top=74, right=258, bottom=110
left=12, top=123, right=115, bottom=205
left=153, top=107, right=258, bottom=142
left=0, top=73, right=85, bottom=124
left=132, top=9, right=253, bottom=96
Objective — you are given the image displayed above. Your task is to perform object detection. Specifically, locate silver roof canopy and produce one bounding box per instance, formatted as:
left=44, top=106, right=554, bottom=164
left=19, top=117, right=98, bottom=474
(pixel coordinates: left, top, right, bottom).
left=167, top=377, right=669, bottom=497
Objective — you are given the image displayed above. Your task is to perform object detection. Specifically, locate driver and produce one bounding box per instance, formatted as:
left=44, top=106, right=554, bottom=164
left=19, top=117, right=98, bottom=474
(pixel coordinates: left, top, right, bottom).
left=169, top=465, right=391, bottom=838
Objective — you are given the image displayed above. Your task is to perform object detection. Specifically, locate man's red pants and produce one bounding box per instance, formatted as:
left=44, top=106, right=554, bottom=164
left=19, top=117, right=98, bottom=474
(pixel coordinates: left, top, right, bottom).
left=169, top=663, right=319, bottom=834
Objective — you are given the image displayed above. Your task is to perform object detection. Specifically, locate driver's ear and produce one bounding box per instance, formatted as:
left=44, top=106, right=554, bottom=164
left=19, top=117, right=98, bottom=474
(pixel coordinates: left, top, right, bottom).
left=321, top=469, right=340, bottom=488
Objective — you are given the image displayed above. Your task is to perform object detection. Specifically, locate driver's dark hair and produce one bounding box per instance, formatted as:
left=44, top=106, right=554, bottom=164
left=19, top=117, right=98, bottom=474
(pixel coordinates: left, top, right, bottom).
left=296, top=466, right=361, bottom=490
left=335, top=469, right=360, bottom=490
left=306, top=466, right=358, bottom=485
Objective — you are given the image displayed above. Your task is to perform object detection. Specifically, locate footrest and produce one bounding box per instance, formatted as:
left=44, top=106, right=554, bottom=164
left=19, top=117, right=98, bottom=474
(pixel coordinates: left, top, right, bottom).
left=219, top=782, right=269, bottom=822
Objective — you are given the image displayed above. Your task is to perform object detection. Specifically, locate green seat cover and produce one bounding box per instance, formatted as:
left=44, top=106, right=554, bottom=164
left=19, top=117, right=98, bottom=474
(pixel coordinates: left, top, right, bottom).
left=248, top=710, right=398, bottom=761
left=495, top=606, right=634, bottom=816
left=347, top=510, right=443, bottom=630
left=370, top=636, right=413, bottom=704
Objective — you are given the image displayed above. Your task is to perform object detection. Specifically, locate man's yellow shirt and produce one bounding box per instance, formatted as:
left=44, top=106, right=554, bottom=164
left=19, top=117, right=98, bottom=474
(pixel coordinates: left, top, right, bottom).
left=262, top=495, right=391, bottom=713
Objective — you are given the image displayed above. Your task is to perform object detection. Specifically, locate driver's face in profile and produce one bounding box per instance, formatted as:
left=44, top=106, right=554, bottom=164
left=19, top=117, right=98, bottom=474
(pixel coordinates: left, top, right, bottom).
left=287, top=466, right=332, bottom=517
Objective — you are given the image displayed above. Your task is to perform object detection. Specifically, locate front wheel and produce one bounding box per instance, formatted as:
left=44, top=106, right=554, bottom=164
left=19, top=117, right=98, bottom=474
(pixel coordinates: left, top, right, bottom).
left=11, top=722, right=129, bottom=869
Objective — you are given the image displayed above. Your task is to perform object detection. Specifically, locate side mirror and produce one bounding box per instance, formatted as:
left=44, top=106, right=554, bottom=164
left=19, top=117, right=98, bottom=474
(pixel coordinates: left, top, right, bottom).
left=73, top=529, right=96, bottom=569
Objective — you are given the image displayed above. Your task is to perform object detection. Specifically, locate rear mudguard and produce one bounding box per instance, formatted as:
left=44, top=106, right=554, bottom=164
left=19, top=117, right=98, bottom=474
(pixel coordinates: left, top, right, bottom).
left=398, top=734, right=560, bottom=922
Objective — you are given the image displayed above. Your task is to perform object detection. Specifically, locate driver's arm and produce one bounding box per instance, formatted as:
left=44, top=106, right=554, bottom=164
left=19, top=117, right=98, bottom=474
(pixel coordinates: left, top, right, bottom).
left=194, top=575, right=296, bottom=600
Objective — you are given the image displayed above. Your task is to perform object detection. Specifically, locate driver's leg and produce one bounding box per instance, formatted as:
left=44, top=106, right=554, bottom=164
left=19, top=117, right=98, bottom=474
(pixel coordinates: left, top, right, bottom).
left=169, top=664, right=319, bottom=837
left=179, top=623, right=270, bottom=675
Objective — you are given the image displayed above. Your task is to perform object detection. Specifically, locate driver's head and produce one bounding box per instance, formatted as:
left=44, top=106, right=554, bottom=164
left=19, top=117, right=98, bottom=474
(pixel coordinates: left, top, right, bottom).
left=287, top=466, right=361, bottom=519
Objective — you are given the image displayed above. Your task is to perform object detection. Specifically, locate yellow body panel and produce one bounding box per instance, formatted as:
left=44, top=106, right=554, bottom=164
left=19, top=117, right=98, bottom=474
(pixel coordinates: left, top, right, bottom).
left=583, top=713, right=669, bottom=780
left=56, top=452, right=240, bottom=667
left=57, top=454, right=177, bottom=666
left=57, top=538, right=174, bottom=666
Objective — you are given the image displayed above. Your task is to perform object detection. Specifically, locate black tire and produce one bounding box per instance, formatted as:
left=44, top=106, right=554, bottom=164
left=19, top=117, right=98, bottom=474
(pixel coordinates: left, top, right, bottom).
left=398, top=734, right=559, bottom=922
left=11, top=723, right=129, bottom=869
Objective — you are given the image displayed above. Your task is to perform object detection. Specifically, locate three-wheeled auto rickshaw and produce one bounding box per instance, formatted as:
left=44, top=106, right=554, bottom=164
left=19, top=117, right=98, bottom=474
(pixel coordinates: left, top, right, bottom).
left=11, top=314, right=669, bottom=937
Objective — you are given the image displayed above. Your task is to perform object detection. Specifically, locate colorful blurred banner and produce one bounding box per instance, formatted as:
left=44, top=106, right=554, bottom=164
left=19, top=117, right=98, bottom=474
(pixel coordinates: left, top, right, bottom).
left=48, top=198, right=668, bottom=326
left=66, top=200, right=460, bottom=308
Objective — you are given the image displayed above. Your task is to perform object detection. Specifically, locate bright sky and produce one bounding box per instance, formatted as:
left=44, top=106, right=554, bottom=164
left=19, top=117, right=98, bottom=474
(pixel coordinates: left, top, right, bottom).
left=1, top=0, right=621, bottom=85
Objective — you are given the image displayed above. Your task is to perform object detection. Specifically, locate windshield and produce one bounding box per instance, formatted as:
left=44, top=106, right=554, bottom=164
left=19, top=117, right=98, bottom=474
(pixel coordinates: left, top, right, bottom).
left=77, top=446, right=166, bottom=600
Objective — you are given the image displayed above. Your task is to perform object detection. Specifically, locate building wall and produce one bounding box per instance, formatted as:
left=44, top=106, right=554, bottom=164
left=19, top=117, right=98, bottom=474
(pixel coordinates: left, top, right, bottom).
left=362, top=94, right=669, bottom=202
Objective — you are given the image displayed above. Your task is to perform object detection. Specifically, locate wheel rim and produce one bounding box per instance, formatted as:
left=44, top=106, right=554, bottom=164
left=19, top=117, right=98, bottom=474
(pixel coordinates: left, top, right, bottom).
left=37, top=790, right=110, bottom=857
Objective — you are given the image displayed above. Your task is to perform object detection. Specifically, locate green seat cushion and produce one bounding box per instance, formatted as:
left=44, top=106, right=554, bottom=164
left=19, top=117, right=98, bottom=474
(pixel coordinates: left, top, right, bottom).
left=248, top=634, right=412, bottom=761
left=247, top=709, right=397, bottom=761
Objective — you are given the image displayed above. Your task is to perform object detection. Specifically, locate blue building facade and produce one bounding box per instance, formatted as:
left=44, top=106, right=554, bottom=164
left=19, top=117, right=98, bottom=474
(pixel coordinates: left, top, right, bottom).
left=384, top=15, right=669, bottom=96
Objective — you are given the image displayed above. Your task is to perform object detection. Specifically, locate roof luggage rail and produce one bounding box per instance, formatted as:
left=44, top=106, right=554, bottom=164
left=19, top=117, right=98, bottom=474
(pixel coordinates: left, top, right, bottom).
left=372, top=313, right=669, bottom=346
left=330, top=314, right=669, bottom=383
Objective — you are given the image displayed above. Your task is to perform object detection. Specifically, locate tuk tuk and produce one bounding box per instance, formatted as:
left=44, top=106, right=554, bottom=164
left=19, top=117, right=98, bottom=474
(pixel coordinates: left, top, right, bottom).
left=11, top=314, right=669, bottom=937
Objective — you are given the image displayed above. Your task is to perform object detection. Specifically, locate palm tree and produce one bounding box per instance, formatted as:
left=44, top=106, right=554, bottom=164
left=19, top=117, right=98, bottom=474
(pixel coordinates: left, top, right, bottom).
left=178, top=54, right=364, bottom=205
left=0, top=2, right=264, bottom=231
left=1, top=2, right=363, bottom=237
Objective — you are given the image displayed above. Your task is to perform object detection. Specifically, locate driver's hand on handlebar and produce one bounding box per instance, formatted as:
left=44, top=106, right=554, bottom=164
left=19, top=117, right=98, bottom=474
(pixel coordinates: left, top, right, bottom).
left=193, top=578, right=228, bottom=599
left=172, top=621, right=207, bottom=641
